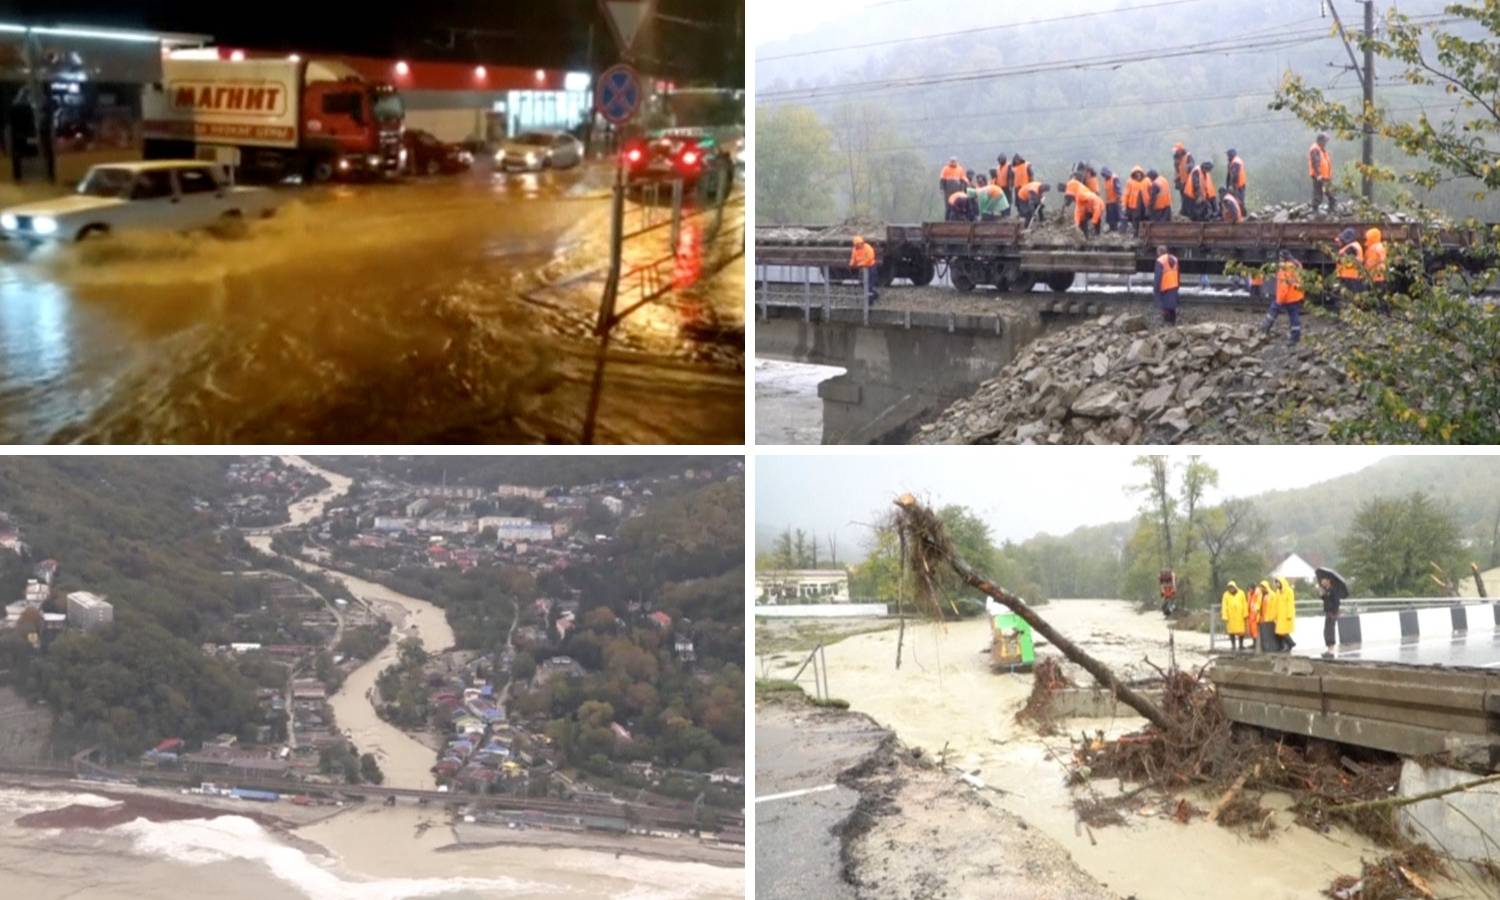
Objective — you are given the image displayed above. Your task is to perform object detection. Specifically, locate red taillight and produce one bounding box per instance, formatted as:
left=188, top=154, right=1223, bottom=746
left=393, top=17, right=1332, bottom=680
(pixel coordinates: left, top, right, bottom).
left=626, top=148, right=643, bottom=163
left=682, top=150, right=699, bottom=166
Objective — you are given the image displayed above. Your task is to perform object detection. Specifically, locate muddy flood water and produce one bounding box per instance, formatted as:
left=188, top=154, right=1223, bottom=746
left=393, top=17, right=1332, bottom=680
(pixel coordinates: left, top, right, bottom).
left=0, top=167, right=743, bottom=444
left=769, top=600, right=1478, bottom=900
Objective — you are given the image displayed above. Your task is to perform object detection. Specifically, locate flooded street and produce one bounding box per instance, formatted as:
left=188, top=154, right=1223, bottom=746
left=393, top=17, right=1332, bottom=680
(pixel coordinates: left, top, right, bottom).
left=0, top=167, right=743, bottom=444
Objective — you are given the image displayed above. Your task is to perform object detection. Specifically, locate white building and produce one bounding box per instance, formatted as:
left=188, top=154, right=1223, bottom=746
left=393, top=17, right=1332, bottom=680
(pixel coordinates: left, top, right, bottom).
left=494, top=522, right=553, bottom=542
left=1271, top=553, right=1318, bottom=583
left=66, top=592, right=114, bottom=631
left=415, top=484, right=484, bottom=500
left=419, top=517, right=474, bottom=535
left=23, top=580, right=49, bottom=605
left=373, top=516, right=414, bottom=532
left=496, top=485, right=546, bottom=500
left=755, top=570, right=853, bottom=604
left=478, top=516, right=530, bottom=531
left=600, top=496, right=624, bottom=515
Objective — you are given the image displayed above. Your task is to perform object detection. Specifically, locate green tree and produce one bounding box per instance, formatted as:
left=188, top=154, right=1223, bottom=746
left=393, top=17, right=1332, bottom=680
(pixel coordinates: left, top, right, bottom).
left=1274, top=5, right=1500, bottom=443
left=755, top=105, right=838, bottom=224
left=1341, top=492, right=1463, bottom=596
left=1198, top=498, right=1268, bottom=596
left=359, top=752, right=384, bottom=785
left=512, top=651, right=536, bottom=682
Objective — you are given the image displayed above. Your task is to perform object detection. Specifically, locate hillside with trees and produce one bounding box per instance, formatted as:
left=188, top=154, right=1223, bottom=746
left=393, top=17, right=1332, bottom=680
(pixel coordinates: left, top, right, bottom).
left=0, top=458, right=269, bottom=758
left=757, top=0, right=1492, bottom=223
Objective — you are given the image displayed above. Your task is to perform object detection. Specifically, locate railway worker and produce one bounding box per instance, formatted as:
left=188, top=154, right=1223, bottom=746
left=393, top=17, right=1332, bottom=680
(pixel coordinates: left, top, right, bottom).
left=1159, top=569, right=1178, bottom=618
left=1153, top=245, right=1181, bottom=326
left=940, top=156, right=968, bottom=206
left=1016, top=181, right=1050, bottom=227
left=1010, top=155, right=1033, bottom=201
left=1263, top=250, right=1307, bottom=345
left=946, top=186, right=975, bottom=221
left=1273, top=576, right=1297, bottom=652
left=1083, top=164, right=1100, bottom=198
left=1147, top=169, right=1173, bottom=222
left=1226, top=149, right=1247, bottom=207
left=1172, top=143, right=1190, bottom=214
left=1124, top=166, right=1149, bottom=235
left=1364, top=227, right=1390, bottom=313
left=1309, top=132, right=1335, bottom=213
left=1221, top=581, right=1249, bottom=651
left=1074, top=183, right=1104, bottom=237
left=1101, top=167, right=1124, bottom=232
left=1245, top=582, right=1264, bottom=652
left=995, top=154, right=1013, bottom=215
left=978, top=175, right=1010, bottom=221
left=1185, top=160, right=1217, bottom=221
left=849, top=235, right=879, bottom=306
left=1335, top=226, right=1365, bottom=309
left=1219, top=190, right=1244, bottom=224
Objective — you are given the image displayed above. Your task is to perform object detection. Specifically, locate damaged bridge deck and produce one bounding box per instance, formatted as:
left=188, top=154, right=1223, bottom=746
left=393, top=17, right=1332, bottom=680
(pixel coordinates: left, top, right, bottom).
left=1209, top=655, right=1500, bottom=771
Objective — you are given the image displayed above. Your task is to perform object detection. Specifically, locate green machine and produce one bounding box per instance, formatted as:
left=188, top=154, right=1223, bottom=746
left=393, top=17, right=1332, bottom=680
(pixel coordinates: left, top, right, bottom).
left=991, top=613, right=1035, bottom=672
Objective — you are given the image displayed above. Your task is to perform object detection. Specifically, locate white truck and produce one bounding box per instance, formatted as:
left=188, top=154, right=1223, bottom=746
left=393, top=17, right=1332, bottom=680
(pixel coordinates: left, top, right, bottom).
left=142, top=55, right=405, bottom=183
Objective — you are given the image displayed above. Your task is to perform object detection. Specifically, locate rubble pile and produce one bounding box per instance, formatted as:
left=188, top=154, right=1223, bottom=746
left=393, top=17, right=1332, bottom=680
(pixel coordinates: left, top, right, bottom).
left=916, top=313, right=1373, bottom=445
left=757, top=217, right=889, bottom=242
left=1020, top=218, right=1137, bottom=247
left=1247, top=198, right=1434, bottom=225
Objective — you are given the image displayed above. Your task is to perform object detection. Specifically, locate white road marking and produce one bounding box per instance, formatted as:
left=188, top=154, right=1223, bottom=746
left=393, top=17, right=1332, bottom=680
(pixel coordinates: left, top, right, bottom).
left=756, top=784, right=839, bottom=804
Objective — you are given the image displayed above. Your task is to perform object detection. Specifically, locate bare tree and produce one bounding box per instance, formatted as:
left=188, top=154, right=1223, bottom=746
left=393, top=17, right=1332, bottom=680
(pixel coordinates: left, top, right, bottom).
left=1199, top=498, right=1265, bottom=594
left=827, top=531, right=839, bottom=566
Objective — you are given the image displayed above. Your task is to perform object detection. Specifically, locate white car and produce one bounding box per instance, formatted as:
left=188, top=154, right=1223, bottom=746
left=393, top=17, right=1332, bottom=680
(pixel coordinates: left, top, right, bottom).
left=495, top=131, right=584, bottom=172
left=0, top=160, right=279, bottom=243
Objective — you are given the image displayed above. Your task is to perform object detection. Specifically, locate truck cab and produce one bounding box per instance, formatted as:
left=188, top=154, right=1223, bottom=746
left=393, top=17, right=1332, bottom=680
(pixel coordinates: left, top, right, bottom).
left=303, top=78, right=405, bottom=181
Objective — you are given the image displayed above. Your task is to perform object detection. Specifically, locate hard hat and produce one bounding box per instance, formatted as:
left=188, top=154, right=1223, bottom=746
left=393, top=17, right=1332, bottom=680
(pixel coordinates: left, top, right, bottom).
left=853, top=235, right=865, bottom=244
left=1201, top=160, right=1214, bottom=170
left=1173, top=142, right=1185, bottom=153
left=1316, top=132, right=1329, bottom=143
left=1227, top=148, right=1237, bottom=157
left=1101, top=166, right=1113, bottom=177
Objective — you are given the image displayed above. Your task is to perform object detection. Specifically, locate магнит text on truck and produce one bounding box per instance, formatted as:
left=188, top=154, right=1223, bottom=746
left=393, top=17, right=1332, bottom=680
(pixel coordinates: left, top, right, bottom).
left=142, top=54, right=404, bottom=183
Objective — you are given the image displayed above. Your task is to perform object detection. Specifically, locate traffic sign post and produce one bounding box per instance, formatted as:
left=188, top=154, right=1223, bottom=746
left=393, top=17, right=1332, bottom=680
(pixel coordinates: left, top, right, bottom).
left=600, top=0, right=652, bottom=58
left=595, top=63, right=642, bottom=125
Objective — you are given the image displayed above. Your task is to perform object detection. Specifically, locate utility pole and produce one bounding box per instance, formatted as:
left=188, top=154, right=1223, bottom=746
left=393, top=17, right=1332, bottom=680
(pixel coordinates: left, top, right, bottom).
left=1361, top=0, right=1376, bottom=201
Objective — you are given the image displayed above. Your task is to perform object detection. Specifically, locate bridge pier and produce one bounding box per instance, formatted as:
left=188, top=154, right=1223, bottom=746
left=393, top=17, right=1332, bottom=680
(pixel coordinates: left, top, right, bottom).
left=758, top=311, right=1044, bottom=443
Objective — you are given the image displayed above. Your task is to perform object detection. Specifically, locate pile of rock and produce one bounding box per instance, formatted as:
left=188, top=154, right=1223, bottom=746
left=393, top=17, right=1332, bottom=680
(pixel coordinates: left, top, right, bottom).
left=1247, top=199, right=1432, bottom=225
left=758, top=217, right=890, bottom=243
left=915, top=314, right=1372, bottom=445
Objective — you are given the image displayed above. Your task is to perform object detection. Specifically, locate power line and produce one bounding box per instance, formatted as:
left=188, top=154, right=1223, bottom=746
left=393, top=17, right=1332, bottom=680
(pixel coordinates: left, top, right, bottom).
left=756, top=0, right=1208, bottom=62
left=759, top=29, right=1333, bottom=103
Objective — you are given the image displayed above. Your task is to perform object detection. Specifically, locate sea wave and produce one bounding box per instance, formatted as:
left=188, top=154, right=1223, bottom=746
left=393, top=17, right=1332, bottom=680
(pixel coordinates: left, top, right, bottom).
left=0, top=786, right=120, bottom=818
left=114, top=814, right=555, bottom=900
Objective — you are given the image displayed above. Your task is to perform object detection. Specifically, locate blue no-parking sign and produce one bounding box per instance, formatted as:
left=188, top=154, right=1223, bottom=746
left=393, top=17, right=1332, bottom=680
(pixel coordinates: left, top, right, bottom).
left=596, top=63, right=642, bottom=124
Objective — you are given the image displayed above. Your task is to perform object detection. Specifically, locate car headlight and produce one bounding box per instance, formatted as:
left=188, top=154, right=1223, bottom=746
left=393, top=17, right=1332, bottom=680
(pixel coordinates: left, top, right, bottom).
left=367, top=154, right=380, bottom=166
left=0, top=213, right=15, bottom=230
left=33, top=217, right=58, bottom=236
left=458, top=151, right=473, bottom=164
left=399, top=148, right=409, bottom=164
left=525, top=153, right=537, bottom=165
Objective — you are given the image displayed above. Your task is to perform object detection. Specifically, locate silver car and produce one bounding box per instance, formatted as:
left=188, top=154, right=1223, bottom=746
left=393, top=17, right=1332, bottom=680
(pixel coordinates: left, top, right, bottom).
left=495, top=131, right=584, bottom=172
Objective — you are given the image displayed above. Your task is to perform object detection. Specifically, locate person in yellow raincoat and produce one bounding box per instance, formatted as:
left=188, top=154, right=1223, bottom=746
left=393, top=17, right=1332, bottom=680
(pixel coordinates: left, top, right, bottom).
left=1245, top=583, right=1264, bottom=652
left=1257, top=580, right=1276, bottom=651
left=1273, top=576, right=1297, bottom=652
left=1220, top=581, right=1248, bottom=651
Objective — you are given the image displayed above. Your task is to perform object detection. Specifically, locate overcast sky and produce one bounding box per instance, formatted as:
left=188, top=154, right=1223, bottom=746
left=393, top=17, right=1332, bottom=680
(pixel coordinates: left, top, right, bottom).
left=756, top=448, right=1394, bottom=556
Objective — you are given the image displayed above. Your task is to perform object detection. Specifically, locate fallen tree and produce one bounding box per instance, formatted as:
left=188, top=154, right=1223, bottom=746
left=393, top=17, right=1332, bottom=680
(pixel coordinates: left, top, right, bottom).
left=892, top=493, right=1171, bottom=731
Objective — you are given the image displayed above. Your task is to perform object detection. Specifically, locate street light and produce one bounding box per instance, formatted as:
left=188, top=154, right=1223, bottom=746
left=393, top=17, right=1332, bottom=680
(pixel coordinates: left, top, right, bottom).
left=475, top=65, right=487, bottom=79
left=229, top=49, right=245, bottom=62
left=395, top=60, right=410, bottom=76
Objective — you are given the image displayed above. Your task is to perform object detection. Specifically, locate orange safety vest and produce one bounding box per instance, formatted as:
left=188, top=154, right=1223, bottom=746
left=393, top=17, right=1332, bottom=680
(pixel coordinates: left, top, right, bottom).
left=940, top=163, right=967, bottom=183
left=1017, top=181, right=1042, bottom=203
left=1336, top=241, right=1364, bottom=279
left=1249, top=271, right=1265, bottom=287
left=1309, top=144, right=1332, bottom=179
left=1085, top=174, right=1100, bottom=195
left=996, top=162, right=1011, bottom=188
left=1104, top=176, right=1122, bottom=205
left=1011, top=161, right=1032, bottom=188
left=1277, top=260, right=1306, bottom=304
left=1151, top=176, right=1173, bottom=210
left=1073, top=187, right=1103, bottom=225
left=1124, top=178, right=1145, bottom=211
left=1185, top=166, right=1215, bottom=200
left=1174, top=152, right=1189, bottom=188
left=850, top=242, right=876, bottom=268
left=948, top=190, right=969, bottom=208
left=1228, top=157, right=1246, bottom=190
left=1366, top=240, right=1388, bottom=282
left=1157, top=254, right=1180, bottom=291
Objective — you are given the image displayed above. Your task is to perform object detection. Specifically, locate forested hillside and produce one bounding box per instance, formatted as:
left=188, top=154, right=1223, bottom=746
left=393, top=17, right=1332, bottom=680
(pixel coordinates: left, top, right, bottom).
left=756, top=0, right=1490, bottom=223
left=0, top=458, right=266, bottom=758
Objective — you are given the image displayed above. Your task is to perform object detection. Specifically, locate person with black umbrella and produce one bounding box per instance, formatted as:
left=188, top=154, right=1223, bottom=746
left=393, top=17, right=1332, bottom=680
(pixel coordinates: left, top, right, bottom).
left=1316, top=567, right=1349, bottom=658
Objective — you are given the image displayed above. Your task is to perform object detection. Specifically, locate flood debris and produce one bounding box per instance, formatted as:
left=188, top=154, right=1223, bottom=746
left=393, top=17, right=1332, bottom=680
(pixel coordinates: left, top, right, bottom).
left=1016, top=658, right=1075, bottom=735
left=1324, top=846, right=1448, bottom=900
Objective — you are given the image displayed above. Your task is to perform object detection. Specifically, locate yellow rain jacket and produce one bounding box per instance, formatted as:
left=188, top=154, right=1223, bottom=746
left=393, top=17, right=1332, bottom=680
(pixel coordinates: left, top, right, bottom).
left=1273, top=577, right=1296, bottom=636
left=1220, top=583, right=1248, bottom=636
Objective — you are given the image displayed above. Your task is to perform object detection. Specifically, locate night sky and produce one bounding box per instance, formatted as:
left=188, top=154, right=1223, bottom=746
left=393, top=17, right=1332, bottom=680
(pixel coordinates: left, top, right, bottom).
left=1, top=1, right=743, bottom=85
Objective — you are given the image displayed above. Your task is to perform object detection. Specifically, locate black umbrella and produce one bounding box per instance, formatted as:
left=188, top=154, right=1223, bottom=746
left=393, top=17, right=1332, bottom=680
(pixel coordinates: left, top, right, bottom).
left=1315, top=567, right=1348, bottom=595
